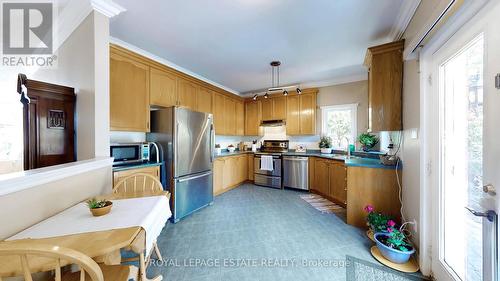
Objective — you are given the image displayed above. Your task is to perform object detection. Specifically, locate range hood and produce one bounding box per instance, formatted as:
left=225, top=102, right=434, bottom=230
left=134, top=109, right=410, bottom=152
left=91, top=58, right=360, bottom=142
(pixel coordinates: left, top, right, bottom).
left=260, top=119, right=286, bottom=127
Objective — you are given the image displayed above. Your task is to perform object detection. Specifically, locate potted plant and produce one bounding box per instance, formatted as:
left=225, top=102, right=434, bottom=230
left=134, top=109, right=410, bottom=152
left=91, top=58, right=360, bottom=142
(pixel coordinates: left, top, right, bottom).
left=87, top=198, right=113, bottom=217
left=358, top=132, right=379, bottom=152
left=374, top=224, right=415, bottom=264
left=319, top=136, right=333, bottom=154
left=365, top=205, right=392, bottom=234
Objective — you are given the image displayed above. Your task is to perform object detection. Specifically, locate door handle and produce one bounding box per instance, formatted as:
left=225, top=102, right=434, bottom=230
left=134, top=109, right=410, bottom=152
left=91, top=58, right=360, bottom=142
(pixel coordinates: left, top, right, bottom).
left=465, top=207, right=497, bottom=222
left=483, top=184, right=496, bottom=195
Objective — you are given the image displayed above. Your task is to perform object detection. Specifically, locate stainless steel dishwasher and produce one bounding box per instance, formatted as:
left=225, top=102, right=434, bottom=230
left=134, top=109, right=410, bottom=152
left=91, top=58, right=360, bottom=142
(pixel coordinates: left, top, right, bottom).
left=283, top=156, right=309, bottom=190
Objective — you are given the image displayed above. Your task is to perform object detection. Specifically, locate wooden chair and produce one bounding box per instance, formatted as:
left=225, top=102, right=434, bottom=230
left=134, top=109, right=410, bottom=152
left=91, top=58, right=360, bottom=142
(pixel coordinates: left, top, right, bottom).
left=0, top=242, right=137, bottom=281
left=112, top=173, right=163, bottom=196
left=112, top=173, right=165, bottom=263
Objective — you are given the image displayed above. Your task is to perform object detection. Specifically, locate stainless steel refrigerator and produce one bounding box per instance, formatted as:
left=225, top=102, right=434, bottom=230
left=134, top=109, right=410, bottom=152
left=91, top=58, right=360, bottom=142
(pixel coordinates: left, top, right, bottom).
left=147, top=107, right=214, bottom=223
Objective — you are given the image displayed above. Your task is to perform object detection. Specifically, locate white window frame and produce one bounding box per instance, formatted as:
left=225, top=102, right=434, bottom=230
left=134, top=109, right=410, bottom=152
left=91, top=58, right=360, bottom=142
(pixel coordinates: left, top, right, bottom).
left=320, top=103, right=358, bottom=148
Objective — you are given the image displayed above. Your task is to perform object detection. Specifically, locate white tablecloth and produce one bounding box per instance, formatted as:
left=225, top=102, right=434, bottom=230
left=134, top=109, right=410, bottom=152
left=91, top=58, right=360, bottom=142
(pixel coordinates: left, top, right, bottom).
left=7, top=196, right=171, bottom=256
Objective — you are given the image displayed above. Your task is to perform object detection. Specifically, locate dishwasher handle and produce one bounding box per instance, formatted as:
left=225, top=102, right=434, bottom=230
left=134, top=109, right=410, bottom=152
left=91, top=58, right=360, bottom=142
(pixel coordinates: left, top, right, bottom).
left=283, top=156, right=309, bottom=161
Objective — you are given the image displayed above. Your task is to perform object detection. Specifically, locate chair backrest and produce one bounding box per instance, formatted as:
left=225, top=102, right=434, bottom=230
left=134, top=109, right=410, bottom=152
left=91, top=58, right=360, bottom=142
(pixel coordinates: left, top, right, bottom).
left=112, top=173, right=163, bottom=195
left=0, top=242, right=104, bottom=281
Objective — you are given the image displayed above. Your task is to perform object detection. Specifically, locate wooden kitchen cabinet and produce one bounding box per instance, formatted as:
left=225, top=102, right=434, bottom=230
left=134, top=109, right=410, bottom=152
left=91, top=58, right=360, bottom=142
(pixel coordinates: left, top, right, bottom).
left=364, top=40, right=404, bottom=131
left=113, top=165, right=160, bottom=187
left=260, top=96, right=287, bottom=121
left=310, top=157, right=347, bottom=207
left=245, top=100, right=261, bottom=136
left=213, top=158, right=225, bottom=195
left=248, top=154, right=254, bottom=181
left=196, top=86, right=213, bottom=113
left=110, top=50, right=150, bottom=132
left=213, top=154, right=248, bottom=196
left=329, top=162, right=347, bottom=205
left=286, top=91, right=317, bottom=135
left=177, top=78, right=197, bottom=110
left=213, top=92, right=226, bottom=135
left=273, top=96, right=287, bottom=120
left=149, top=67, right=177, bottom=107
left=236, top=101, right=245, bottom=136
left=224, top=97, right=237, bottom=136
left=298, top=93, right=316, bottom=135
left=347, top=166, right=401, bottom=227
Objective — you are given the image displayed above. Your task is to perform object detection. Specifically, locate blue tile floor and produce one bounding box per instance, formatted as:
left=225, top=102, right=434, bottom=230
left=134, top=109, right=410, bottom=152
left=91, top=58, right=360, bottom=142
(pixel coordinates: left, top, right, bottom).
left=147, top=183, right=379, bottom=281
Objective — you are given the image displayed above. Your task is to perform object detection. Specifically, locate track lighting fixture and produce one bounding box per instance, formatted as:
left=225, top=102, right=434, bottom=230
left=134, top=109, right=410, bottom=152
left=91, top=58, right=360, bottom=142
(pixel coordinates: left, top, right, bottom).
left=250, top=62, right=301, bottom=100
left=283, top=90, right=288, bottom=96
left=296, top=88, right=302, bottom=94
left=252, top=94, right=258, bottom=100
left=264, top=92, right=269, bottom=99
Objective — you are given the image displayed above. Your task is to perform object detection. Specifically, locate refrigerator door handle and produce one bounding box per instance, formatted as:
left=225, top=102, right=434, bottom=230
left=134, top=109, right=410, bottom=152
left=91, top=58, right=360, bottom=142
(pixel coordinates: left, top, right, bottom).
left=177, top=171, right=213, bottom=183
left=210, top=122, right=215, bottom=163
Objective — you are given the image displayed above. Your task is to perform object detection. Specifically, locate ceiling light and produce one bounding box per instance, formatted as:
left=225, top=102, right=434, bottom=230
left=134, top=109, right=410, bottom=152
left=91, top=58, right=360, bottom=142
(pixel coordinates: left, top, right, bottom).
left=252, top=94, right=258, bottom=100
left=283, top=90, right=288, bottom=96
left=296, top=88, right=302, bottom=94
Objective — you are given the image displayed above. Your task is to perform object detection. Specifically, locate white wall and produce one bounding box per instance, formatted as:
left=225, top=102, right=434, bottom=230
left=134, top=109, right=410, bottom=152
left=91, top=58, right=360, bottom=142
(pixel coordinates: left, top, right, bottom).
left=32, top=11, right=110, bottom=160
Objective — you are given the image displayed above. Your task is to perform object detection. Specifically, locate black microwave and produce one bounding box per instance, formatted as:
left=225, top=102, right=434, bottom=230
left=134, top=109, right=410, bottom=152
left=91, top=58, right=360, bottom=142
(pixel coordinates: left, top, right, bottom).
left=110, top=142, right=151, bottom=165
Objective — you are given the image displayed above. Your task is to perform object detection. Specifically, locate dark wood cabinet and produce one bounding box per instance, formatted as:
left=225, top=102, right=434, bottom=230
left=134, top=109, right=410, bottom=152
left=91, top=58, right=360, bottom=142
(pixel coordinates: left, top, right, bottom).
left=18, top=75, right=76, bottom=170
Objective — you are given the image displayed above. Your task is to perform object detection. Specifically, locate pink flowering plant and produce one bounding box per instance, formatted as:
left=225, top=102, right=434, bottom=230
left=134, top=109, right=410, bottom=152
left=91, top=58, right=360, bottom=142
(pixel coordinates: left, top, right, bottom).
left=364, top=205, right=392, bottom=233
left=381, top=221, right=412, bottom=252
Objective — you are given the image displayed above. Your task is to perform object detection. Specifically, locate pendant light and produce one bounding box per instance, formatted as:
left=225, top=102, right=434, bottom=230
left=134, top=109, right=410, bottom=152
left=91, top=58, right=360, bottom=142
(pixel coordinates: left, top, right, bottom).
left=252, top=61, right=302, bottom=100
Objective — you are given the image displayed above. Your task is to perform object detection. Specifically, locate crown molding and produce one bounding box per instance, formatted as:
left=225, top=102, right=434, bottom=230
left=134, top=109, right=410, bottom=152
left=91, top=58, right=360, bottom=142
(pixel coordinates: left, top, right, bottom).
left=56, top=0, right=125, bottom=52
left=389, top=0, right=421, bottom=41
left=90, top=0, right=126, bottom=18
left=109, top=37, right=241, bottom=96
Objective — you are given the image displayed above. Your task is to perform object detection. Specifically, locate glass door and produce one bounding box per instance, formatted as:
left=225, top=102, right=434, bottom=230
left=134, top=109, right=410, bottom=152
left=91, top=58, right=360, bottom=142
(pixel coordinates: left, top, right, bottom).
left=431, top=2, right=500, bottom=280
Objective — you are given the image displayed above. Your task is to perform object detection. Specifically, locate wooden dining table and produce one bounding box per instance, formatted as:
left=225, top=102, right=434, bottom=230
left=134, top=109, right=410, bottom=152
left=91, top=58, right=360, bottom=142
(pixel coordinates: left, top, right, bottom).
left=0, top=191, right=170, bottom=281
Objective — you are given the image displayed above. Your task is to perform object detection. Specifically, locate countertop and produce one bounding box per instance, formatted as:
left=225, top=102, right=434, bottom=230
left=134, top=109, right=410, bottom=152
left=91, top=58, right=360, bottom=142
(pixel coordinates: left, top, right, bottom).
left=215, top=149, right=401, bottom=170
left=112, top=161, right=163, bottom=172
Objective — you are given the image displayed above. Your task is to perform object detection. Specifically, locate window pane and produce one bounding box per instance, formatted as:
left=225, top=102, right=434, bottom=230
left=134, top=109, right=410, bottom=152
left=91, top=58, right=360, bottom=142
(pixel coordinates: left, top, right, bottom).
left=325, top=108, right=352, bottom=149
left=0, top=83, right=23, bottom=174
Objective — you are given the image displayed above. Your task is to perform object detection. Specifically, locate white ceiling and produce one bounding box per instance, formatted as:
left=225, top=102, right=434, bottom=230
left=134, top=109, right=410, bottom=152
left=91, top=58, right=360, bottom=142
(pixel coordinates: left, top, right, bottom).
left=110, top=0, right=406, bottom=94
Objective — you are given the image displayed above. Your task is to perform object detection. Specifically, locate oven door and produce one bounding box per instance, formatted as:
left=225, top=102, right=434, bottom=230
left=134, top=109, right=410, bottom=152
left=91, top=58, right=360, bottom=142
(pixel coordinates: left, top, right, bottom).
left=254, top=155, right=281, bottom=176
left=110, top=144, right=142, bottom=165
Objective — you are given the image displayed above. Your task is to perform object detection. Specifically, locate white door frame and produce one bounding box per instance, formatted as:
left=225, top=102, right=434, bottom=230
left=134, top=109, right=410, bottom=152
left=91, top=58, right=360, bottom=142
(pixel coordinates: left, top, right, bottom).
left=418, top=0, right=491, bottom=277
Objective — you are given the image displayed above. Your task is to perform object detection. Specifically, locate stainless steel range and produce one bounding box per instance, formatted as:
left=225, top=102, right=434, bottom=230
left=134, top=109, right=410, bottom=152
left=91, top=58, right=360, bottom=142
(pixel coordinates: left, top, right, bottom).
left=254, top=140, right=289, bottom=189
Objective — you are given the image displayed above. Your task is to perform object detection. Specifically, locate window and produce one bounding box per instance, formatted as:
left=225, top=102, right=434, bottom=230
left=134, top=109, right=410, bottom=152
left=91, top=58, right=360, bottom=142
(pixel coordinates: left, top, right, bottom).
left=321, top=103, right=358, bottom=149
left=0, top=80, right=24, bottom=175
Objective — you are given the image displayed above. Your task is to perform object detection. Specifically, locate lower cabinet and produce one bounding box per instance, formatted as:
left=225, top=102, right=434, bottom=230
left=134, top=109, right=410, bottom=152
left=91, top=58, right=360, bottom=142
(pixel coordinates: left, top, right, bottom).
left=309, top=157, right=347, bottom=207
left=112, top=165, right=160, bottom=188
left=213, top=154, right=249, bottom=196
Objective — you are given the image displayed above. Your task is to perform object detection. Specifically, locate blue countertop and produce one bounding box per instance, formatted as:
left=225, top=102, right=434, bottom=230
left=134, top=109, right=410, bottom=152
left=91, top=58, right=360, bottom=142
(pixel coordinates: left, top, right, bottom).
left=215, top=149, right=401, bottom=170
left=112, top=161, right=163, bottom=172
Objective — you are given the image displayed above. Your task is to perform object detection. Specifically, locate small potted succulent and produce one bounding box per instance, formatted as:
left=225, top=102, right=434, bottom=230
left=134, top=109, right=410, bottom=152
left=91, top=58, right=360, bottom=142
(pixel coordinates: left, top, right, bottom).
left=319, top=136, right=333, bottom=154
left=87, top=198, right=113, bottom=217
left=358, top=132, right=379, bottom=152
left=374, top=225, right=415, bottom=264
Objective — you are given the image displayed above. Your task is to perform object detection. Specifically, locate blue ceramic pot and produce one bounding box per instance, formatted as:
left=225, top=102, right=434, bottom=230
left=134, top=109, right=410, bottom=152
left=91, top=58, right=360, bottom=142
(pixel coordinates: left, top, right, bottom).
left=374, top=233, right=415, bottom=264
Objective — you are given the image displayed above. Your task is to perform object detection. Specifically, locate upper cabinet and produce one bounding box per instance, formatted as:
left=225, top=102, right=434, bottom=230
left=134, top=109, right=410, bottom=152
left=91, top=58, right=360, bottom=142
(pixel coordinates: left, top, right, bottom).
left=177, top=78, right=197, bottom=110
left=364, top=40, right=404, bottom=132
left=110, top=44, right=243, bottom=134
left=110, top=48, right=150, bottom=132
left=261, top=96, right=287, bottom=121
left=286, top=90, right=317, bottom=135
left=196, top=86, right=212, bottom=113
left=245, top=100, right=261, bottom=136
left=150, top=67, right=177, bottom=107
